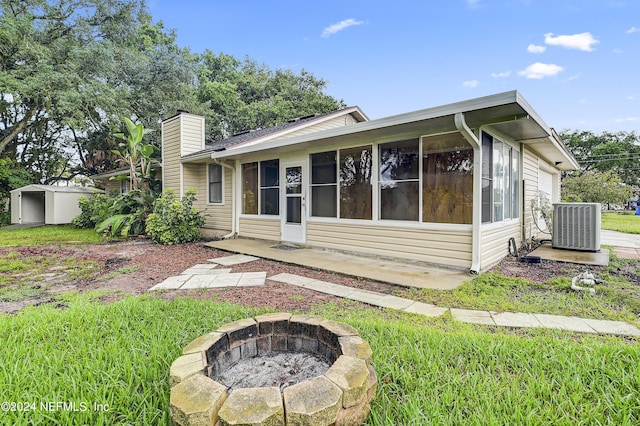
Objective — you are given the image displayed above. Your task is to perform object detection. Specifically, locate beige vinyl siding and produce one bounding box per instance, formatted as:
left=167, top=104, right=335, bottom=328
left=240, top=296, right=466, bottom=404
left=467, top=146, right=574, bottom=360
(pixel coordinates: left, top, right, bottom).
left=182, top=163, right=233, bottom=231
left=180, top=115, right=205, bottom=156
left=239, top=217, right=280, bottom=240
left=102, top=179, right=122, bottom=196
left=162, top=116, right=181, bottom=193
left=480, top=221, right=521, bottom=270
left=306, top=221, right=472, bottom=269
left=271, top=114, right=360, bottom=142
left=523, top=148, right=539, bottom=243
left=205, top=166, right=233, bottom=230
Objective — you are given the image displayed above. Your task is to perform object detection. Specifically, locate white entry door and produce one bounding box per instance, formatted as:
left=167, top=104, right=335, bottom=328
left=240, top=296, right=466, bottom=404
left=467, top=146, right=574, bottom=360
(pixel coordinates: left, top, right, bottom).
left=281, top=161, right=306, bottom=243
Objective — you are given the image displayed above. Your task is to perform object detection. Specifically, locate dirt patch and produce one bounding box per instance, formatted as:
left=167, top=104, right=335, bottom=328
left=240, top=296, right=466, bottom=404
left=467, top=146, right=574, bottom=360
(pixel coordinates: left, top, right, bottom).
left=1, top=239, right=634, bottom=315
left=0, top=239, right=399, bottom=314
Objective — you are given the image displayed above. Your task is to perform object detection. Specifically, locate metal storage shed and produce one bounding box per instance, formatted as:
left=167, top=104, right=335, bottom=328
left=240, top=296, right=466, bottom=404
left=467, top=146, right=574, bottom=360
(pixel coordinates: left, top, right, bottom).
left=10, top=185, right=103, bottom=225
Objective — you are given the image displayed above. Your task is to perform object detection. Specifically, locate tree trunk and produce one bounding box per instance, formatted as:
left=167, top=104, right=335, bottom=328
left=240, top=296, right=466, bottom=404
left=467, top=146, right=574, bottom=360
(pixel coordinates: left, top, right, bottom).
left=0, top=105, right=38, bottom=153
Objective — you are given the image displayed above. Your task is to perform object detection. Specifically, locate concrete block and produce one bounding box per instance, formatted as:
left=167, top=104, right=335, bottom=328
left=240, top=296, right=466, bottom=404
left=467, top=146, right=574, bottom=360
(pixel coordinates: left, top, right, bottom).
left=170, top=352, right=206, bottom=386
left=283, top=376, right=342, bottom=425
left=324, top=355, right=370, bottom=408
left=218, top=387, right=283, bottom=426
left=170, top=375, right=227, bottom=426
left=451, top=308, right=495, bottom=326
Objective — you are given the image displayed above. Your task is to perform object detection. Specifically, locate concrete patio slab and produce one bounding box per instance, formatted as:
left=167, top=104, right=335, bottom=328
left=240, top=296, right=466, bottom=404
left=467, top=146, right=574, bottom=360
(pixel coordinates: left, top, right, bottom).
left=211, top=273, right=243, bottom=287
left=347, top=290, right=389, bottom=306
left=582, top=318, right=640, bottom=336
left=451, top=308, right=496, bottom=326
left=206, top=238, right=472, bottom=290
left=491, top=312, right=542, bottom=328
left=240, top=272, right=267, bottom=279
left=533, top=313, right=596, bottom=333
left=180, top=275, right=228, bottom=289
left=237, top=278, right=266, bottom=287
left=403, top=302, right=449, bottom=317
left=529, top=245, right=609, bottom=266
left=304, top=281, right=357, bottom=298
left=377, top=295, right=416, bottom=310
left=269, top=273, right=318, bottom=286
left=149, top=275, right=192, bottom=291
left=181, top=268, right=232, bottom=276
left=208, top=254, right=260, bottom=266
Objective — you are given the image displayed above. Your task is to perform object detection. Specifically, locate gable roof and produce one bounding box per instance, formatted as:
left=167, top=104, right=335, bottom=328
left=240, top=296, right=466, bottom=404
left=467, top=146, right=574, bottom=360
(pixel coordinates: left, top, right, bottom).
left=181, top=106, right=368, bottom=163
left=211, top=91, right=579, bottom=171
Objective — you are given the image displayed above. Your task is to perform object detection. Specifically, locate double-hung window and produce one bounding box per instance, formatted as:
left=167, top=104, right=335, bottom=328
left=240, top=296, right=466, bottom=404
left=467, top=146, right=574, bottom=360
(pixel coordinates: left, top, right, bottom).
left=208, top=164, right=223, bottom=204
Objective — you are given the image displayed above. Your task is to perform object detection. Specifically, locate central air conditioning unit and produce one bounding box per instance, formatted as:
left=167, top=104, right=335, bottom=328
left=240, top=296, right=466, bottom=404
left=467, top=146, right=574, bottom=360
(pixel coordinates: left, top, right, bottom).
left=552, top=203, right=601, bottom=251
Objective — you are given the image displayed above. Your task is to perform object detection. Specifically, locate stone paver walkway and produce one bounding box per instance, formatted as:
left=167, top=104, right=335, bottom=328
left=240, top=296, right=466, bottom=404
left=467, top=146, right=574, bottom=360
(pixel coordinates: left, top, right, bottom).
left=268, top=273, right=640, bottom=337
left=149, top=256, right=266, bottom=290
left=148, top=255, right=640, bottom=337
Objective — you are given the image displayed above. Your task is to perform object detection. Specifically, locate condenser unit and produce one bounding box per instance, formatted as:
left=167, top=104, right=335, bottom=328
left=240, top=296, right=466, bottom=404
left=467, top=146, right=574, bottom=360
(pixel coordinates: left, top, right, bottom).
left=552, top=203, right=601, bottom=251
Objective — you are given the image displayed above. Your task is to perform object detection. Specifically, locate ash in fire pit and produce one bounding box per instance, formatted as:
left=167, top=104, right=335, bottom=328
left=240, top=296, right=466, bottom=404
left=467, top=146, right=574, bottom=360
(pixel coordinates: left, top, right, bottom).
left=213, top=351, right=331, bottom=391
left=169, top=313, right=377, bottom=426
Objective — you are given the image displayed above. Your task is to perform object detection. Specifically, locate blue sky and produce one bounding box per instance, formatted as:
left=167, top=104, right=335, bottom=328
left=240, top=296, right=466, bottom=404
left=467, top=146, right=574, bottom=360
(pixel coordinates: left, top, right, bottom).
left=148, top=0, right=639, bottom=133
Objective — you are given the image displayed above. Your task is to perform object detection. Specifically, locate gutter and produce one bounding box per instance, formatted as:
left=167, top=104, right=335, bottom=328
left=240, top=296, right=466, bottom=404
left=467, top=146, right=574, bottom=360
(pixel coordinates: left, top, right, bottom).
left=455, top=112, right=482, bottom=274
left=214, top=158, right=236, bottom=240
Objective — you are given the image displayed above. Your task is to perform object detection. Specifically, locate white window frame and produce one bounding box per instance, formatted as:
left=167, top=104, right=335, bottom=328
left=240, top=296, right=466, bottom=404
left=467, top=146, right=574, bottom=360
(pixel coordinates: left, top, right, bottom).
left=481, top=130, right=520, bottom=224
left=207, top=163, right=224, bottom=205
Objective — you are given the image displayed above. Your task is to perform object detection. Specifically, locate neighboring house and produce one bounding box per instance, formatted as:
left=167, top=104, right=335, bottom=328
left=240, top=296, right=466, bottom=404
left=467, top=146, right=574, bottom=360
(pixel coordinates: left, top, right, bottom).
left=157, top=91, right=578, bottom=273
left=10, top=185, right=103, bottom=225
left=92, top=163, right=162, bottom=195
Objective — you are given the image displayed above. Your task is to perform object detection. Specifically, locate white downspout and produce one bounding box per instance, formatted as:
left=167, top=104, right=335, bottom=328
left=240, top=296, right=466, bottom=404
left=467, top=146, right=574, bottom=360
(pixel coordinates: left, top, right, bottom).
left=214, top=159, right=236, bottom=239
left=455, top=112, right=482, bottom=274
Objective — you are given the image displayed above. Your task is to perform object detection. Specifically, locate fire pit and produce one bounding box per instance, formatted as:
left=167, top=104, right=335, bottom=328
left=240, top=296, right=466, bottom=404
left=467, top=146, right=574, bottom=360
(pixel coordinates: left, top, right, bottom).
left=169, top=313, right=377, bottom=426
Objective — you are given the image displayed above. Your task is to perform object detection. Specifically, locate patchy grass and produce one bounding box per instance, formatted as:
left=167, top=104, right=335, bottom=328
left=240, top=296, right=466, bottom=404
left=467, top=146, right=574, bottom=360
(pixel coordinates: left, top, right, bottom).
left=398, top=252, right=640, bottom=326
left=602, top=212, right=640, bottom=234
left=0, top=295, right=637, bottom=425
left=0, top=253, right=101, bottom=302
left=98, top=266, right=141, bottom=281
left=0, top=224, right=103, bottom=247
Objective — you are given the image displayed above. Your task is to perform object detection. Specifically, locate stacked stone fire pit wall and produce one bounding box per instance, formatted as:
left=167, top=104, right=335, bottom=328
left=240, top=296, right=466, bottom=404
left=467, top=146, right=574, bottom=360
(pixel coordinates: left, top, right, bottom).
left=169, top=313, right=377, bottom=426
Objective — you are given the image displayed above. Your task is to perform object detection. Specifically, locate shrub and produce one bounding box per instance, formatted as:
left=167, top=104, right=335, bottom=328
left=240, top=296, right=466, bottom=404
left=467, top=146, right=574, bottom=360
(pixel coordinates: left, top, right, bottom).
left=72, top=192, right=111, bottom=229
left=145, top=189, right=204, bottom=245
left=93, top=190, right=155, bottom=238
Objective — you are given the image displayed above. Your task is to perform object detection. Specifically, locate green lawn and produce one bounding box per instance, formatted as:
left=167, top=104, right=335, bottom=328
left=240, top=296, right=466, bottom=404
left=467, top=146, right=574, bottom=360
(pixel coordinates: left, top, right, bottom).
left=602, top=211, right=640, bottom=234
left=0, top=225, right=638, bottom=424
left=0, top=294, right=637, bottom=425
left=0, top=224, right=104, bottom=246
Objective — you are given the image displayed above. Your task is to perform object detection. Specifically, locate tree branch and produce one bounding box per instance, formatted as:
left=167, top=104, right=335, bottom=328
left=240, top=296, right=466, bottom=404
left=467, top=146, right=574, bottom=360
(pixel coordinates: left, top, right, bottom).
left=0, top=104, right=38, bottom=153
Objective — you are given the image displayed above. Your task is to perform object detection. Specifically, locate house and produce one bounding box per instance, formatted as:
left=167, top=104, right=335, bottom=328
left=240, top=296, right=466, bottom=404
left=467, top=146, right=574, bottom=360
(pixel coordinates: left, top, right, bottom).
left=10, top=184, right=103, bottom=225
left=160, top=90, right=578, bottom=273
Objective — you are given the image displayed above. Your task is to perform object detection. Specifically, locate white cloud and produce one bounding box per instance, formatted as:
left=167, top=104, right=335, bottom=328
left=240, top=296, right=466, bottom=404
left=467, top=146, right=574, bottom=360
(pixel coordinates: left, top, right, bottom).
left=463, top=80, right=479, bottom=88
left=616, top=117, right=640, bottom=123
left=321, top=18, right=364, bottom=38
left=544, top=32, right=599, bottom=51
left=626, top=26, right=639, bottom=34
left=527, top=44, right=546, bottom=53
left=613, top=48, right=623, bottom=53
left=491, top=71, right=511, bottom=78
left=517, top=62, right=564, bottom=79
